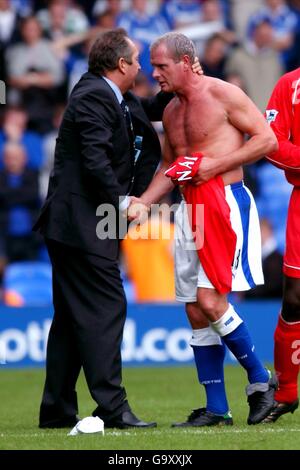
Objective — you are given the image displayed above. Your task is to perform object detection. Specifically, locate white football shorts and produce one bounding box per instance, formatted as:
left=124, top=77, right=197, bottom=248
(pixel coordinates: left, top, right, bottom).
left=175, top=181, right=264, bottom=302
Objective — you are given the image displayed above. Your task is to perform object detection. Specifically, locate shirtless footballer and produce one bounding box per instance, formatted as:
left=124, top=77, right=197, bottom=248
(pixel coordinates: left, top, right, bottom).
left=130, top=32, right=278, bottom=426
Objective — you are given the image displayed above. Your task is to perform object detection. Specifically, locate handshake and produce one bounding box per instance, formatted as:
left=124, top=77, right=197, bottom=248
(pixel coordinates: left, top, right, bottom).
left=124, top=196, right=150, bottom=223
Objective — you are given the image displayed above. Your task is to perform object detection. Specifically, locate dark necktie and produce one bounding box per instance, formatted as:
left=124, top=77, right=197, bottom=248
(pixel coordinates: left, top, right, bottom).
left=121, top=99, right=135, bottom=157
left=121, top=99, right=138, bottom=193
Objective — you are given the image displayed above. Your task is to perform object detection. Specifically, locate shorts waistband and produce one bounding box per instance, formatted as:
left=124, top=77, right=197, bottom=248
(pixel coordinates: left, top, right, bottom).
left=180, top=180, right=244, bottom=201
left=225, top=180, right=244, bottom=191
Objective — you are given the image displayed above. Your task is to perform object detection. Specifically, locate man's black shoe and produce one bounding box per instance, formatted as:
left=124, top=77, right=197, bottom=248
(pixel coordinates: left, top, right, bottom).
left=262, top=399, right=299, bottom=423
left=39, top=415, right=80, bottom=429
left=247, top=372, right=278, bottom=425
left=171, top=408, right=233, bottom=427
left=104, top=410, right=157, bottom=429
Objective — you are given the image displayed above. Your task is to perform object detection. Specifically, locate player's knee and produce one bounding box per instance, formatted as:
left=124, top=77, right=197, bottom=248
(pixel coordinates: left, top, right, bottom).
left=197, top=291, right=225, bottom=322
left=186, top=302, right=198, bottom=320
left=186, top=302, right=201, bottom=325
left=185, top=302, right=209, bottom=328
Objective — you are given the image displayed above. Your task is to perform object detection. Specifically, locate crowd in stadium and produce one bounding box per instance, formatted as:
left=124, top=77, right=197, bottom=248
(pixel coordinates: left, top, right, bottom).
left=0, top=0, right=299, bottom=304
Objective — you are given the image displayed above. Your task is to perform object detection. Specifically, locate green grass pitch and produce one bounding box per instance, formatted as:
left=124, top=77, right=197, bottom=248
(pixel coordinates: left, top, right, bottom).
left=0, top=366, right=299, bottom=450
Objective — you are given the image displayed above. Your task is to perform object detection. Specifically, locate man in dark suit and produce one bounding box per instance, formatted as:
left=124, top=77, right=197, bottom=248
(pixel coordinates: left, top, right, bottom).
left=34, top=28, right=170, bottom=429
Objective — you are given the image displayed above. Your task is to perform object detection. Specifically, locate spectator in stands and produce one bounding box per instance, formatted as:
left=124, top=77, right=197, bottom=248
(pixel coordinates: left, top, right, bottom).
left=160, top=0, right=202, bottom=29
left=0, top=142, right=40, bottom=279
left=225, top=19, right=283, bottom=112
left=93, top=0, right=122, bottom=23
left=201, top=33, right=228, bottom=80
left=73, top=0, right=97, bottom=20
left=67, top=35, right=94, bottom=94
left=37, top=0, right=89, bottom=36
left=202, top=0, right=224, bottom=22
left=117, top=0, right=169, bottom=81
left=283, top=0, right=300, bottom=70
left=230, top=0, right=263, bottom=41
left=254, top=158, right=292, bottom=254
left=0, top=0, right=20, bottom=81
left=132, top=71, right=153, bottom=98
left=0, top=106, right=44, bottom=170
left=39, top=1, right=70, bottom=41
left=6, top=16, right=65, bottom=134
left=201, top=0, right=237, bottom=45
left=39, top=103, right=65, bottom=200
left=94, top=9, right=118, bottom=29
left=10, top=0, right=32, bottom=17
left=244, top=218, right=283, bottom=299
left=247, top=0, right=297, bottom=67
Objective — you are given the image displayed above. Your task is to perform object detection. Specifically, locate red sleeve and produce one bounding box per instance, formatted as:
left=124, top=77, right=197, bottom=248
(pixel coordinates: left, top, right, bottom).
left=266, top=75, right=300, bottom=171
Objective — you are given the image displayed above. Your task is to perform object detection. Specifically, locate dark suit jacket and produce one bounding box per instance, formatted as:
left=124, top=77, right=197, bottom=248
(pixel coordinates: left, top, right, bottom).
left=33, top=72, right=170, bottom=260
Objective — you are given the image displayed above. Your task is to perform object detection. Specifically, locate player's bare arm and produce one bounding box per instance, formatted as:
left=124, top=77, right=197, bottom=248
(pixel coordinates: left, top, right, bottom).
left=140, top=131, right=175, bottom=207
left=129, top=130, right=176, bottom=217
left=193, top=82, right=278, bottom=185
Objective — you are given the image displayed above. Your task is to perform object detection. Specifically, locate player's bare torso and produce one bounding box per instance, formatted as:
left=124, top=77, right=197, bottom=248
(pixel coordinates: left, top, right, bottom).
left=163, top=78, right=244, bottom=185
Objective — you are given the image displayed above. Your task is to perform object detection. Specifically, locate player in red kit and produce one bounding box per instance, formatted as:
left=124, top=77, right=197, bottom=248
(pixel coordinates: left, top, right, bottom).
left=264, top=68, right=300, bottom=422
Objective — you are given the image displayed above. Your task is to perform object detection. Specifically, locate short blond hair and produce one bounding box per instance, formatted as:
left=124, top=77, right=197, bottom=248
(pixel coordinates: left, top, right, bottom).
left=151, top=32, right=196, bottom=64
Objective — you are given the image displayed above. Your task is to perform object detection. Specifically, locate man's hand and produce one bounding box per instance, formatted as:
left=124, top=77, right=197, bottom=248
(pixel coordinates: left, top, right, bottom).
left=192, top=157, right=221, bottom=185
left=127, top=196, right=149, bottom=222
left=192, top=57, right=203, bottom=76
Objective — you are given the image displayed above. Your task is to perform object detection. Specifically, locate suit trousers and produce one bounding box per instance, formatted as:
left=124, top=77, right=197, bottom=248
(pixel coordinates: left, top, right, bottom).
left=39, top=238, right=130, bottom=426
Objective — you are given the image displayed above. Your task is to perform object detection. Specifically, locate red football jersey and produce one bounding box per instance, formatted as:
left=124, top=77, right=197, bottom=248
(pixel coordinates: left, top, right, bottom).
left=266, top=67, right=300, bottom=186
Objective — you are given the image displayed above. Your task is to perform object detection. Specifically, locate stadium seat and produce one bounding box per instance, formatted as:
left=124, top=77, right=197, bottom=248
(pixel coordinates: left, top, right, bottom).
left=3, top=261, right=52, bottom=307
left=123, top=279, right=136, bottom=303
left=120, top=268, right=136, bottom=303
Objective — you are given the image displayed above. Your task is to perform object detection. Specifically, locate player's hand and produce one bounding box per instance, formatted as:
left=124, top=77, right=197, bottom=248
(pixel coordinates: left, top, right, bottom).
left=192, top=157, right=220, bottom=185
left=127, top=197, right=149, bottom=222
left=191, top=57, right=203, bottom=76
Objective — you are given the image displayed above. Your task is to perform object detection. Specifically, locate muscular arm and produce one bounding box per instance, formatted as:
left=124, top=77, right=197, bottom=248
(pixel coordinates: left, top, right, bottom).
left=223, top=87, right=277, bottom=164
left=139, top=134, right=175, bottom=207
left=194, top=84, right=278, bottom=183
left=265, top=75, right=300, bottom=171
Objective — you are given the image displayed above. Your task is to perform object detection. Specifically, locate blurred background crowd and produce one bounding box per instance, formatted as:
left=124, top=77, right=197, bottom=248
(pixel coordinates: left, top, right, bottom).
left=0, top=0, right=297, bottom=306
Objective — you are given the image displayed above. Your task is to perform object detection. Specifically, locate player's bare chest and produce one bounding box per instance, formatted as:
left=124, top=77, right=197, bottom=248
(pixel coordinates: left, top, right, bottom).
left=166, top=102, right=226, bottom=148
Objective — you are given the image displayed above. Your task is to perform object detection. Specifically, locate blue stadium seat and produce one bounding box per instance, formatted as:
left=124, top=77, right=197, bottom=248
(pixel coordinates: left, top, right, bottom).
left=123, top=279, right=136, bottom=303
left=120, top=268, right=136, bottom=303
left=3, top=261, right=52, bottom=307
left=255, top=163, right=292, bottom=254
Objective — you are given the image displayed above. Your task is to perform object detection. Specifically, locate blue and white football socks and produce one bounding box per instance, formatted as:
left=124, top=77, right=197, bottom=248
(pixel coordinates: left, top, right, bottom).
left=190, top=327, right=229, bottom=415
left=212, top=304, right=269, bottom=384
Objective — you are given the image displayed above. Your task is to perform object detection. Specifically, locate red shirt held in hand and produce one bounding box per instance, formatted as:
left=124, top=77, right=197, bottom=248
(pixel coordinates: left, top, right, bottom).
left=165, top=153, right=237, bottom=294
